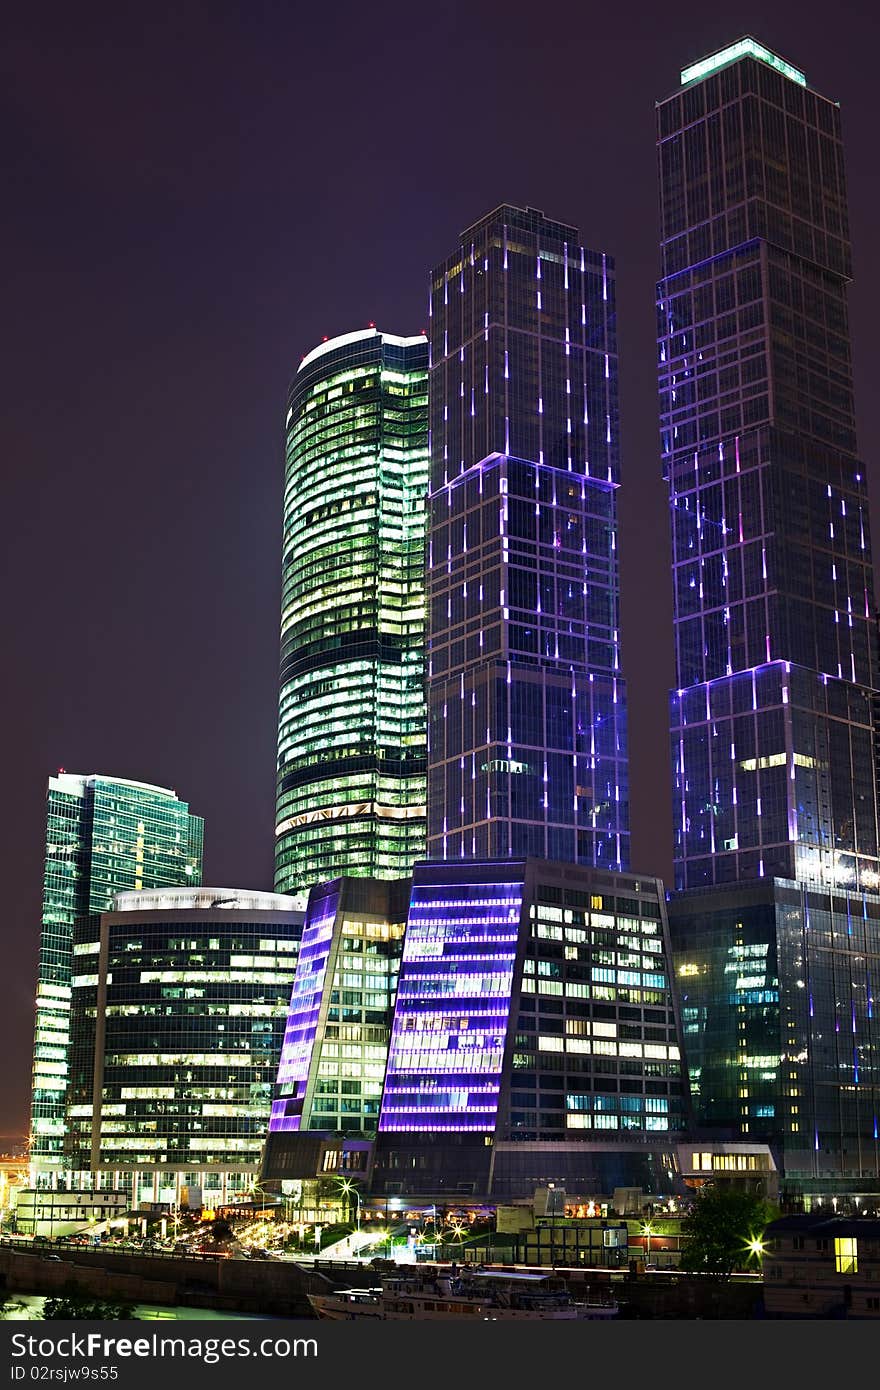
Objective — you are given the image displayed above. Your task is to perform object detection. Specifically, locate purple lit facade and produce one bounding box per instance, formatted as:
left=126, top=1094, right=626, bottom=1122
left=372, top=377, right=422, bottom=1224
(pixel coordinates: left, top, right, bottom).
left=658, top=45, right=880, bottom=894
left=269, top=883, right=340, bottom=1133
left=378, top=868, right=524, bottom=1133
left=265, top=875, right=408, bottom=1175
left=659, top=41, right=880, bottom=1189
left=372, top=859, right=688, bottom=1194
left=427, top=207, right=628, bottom=870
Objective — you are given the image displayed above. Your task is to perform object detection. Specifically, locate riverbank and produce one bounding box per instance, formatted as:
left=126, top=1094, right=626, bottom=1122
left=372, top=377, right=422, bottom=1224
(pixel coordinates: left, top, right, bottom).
left=3, top=1295, right=273, bottom=1321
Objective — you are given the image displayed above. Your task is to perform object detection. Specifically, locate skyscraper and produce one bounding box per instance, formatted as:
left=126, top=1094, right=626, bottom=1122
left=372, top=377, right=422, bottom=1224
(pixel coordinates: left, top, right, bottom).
left=657, top=39, right=880, bottom=1187
left=657, top=37, right=880, bottom=892
left=427, top=206, right=628, bottom=869
left=274, top=329, right=429, bottom=900
left=30, top=774, right=203, bottom=1176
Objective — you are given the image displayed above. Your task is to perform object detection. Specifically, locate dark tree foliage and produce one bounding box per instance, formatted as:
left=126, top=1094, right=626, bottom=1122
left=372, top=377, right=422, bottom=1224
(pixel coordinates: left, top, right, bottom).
left=678, top=1186, right=777, bottom=1277
left=41, top=1283, right=136, bottom=1320
left=0, top=1293, right=26, bottom=1320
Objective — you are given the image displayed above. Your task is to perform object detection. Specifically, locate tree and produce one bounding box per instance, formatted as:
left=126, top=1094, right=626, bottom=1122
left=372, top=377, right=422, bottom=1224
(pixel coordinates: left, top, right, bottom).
left=41, top=1283, right=136, bottom=1320
left=0, top=1292, right=26, bottom=1319
left=678, top=1186, right=776, bottom=1278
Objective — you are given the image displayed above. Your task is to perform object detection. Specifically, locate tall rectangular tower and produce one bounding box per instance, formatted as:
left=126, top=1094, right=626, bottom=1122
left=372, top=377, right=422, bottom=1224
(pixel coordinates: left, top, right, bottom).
left=30, top=774, right=203, bottom=1175
left=658, top=41, right=880, bottom=1183
left=657, top=38, right=880, bottom=893
left=427, top=206, right=628, bottom=869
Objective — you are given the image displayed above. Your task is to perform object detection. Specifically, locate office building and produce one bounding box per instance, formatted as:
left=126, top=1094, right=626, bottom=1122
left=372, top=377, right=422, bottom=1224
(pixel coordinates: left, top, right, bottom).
left=261, top=876, right=409, bottom=1182
left=656, top=39, right=880, bottom=1188
left=657, top=38, right=880, bottom=891
left=30, top=774, right=203, bottom=1177
left=66, top=888, right=302, bottom=1207
left=274, top=329, right=429, bottom=901
left=427, top=206, right=628, bottom=868
left=372, top=858, right=689, bottom=1197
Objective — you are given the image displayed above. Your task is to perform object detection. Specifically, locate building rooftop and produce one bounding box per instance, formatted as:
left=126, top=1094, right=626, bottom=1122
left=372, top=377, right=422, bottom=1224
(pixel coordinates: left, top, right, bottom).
left=111, top=887, right=302, bottom=914
left=49, top=772, right=184, bottom=800
left=458, top=203, right=580, bottom=246
left=679, top=36, right=806, bottom=90
left=297, top=327, right=426, bottom=375
left=767, top=1214, right=880, bottom=1237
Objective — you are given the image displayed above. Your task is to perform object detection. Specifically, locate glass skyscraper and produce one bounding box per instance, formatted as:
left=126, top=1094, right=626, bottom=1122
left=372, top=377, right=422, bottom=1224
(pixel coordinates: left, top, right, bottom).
left=657, top=40, right=880, bottom=1188
left=30, top=774, right=203, bottom=1176
left=657, top=38, right=880, bottom=892
left=274, top=329, right=429, bottom=900
left=427, top=206, right=628, bottom=869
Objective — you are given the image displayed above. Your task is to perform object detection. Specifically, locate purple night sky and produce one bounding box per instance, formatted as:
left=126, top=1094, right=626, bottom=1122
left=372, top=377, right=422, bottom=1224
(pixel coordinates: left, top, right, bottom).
left=2, top=0, right=879, bottom=1140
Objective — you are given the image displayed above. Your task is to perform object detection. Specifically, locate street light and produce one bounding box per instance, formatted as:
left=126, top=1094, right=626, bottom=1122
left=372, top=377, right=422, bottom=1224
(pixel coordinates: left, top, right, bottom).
left=746, top=1235, right=766, bottom=1264
left=338, top=1179, right=361, bottom=1250
left=641, top=1222, right=654, bottom=1267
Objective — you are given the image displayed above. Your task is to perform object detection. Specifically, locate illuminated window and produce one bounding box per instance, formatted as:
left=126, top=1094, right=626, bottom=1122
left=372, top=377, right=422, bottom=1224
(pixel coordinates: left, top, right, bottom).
left=834, top=1238, right=858, bottom=1274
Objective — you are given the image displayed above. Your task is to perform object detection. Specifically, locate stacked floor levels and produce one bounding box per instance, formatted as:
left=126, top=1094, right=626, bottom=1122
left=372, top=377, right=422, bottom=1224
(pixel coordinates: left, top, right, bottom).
left=371, top=858, right=689, bottom=1196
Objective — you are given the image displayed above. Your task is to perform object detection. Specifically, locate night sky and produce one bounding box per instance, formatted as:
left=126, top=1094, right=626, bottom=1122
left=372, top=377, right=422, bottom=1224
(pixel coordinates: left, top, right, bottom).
left=3, top=0, right=879, bottom=1142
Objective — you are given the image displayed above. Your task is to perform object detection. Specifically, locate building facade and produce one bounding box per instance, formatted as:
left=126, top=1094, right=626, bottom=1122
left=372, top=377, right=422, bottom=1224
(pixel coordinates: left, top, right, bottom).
left=657, top=40, right=880, bottom=1190
left=371, top=859, right=688, bottom=1195
left=12, top=1189, right=128, bottom=1239
left=657, top=38, right=880, bottom=892
left=427, top=206, right=628, bottom=869
left=30, top=775, right=203, bottom=1177
left=261, top=876, right=409, bottom=1181
left=763, top=1214, right=880, bottom=1318
left=274, top=329, right=429, bottom=901
left=65, top=888, right=301, bottom=1207
left=672, top=879, right=880, bottom=1189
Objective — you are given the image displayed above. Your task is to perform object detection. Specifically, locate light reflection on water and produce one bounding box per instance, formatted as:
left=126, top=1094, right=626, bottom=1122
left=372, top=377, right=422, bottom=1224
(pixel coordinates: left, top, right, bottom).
left=4, top=1295, right=276, bottom=1321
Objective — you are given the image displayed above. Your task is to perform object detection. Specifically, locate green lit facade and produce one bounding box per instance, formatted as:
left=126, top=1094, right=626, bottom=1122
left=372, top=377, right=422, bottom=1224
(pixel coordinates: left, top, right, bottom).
left=30, top=774, right=203, bottom=1175
left=275, top=330, right=429, bottom=899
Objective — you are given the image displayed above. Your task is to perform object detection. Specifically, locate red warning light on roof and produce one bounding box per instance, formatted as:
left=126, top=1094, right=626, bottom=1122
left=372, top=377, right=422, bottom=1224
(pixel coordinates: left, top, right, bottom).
left=368, top=322, right=375, bottom=328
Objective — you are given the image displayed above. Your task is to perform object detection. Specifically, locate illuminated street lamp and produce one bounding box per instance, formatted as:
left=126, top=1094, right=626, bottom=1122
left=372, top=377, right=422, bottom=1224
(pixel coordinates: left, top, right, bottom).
left=338, top=1179, right=361, bottom=1248
left=746, top=1235, right=766, bottom=1265
left=641, top=1222, right=655, bottom=1267
left=449, top=1220, right=467, bottom=1261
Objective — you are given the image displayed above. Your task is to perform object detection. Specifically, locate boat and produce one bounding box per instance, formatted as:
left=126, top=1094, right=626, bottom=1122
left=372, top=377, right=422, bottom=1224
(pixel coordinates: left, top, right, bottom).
left=308, top=1267, right=618, bottom=1320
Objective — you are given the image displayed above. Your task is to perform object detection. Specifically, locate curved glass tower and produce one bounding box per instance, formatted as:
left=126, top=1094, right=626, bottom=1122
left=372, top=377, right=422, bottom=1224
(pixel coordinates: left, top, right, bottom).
left=275, top=329, right=429, bottom=899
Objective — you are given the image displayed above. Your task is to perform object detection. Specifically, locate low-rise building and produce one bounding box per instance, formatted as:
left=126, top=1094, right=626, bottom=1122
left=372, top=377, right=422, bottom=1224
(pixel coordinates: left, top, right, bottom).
left=13, top=1188, right=128, bottom=1238
left=763, top=1214, right=880, bottom=1318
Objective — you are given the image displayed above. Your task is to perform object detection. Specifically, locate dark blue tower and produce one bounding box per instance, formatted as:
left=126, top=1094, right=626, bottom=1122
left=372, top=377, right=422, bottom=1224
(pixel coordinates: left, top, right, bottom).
left=427, top=206, right=628, bottom=870
left=658, top=39, right=880, bottom=1190
left=658, top=38, right=880, bottom=894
